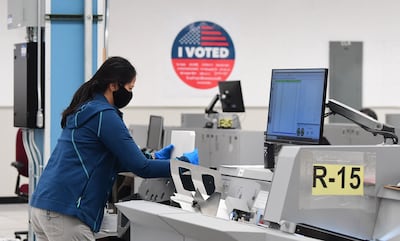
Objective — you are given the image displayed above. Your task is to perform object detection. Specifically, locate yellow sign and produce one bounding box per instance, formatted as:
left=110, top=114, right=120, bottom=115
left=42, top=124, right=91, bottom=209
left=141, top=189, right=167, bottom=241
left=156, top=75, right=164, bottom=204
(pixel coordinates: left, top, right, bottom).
left=312, top=164, right=364, bottom=196
left=219, top=118, right=233, bottom=128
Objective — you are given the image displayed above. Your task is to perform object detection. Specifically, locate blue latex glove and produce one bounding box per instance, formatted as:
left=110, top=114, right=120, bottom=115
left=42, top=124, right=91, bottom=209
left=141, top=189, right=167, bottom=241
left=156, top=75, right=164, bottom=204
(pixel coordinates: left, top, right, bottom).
left=154, top=144, right=174, bottom=159
left=177, top=148, right=199, bottom=165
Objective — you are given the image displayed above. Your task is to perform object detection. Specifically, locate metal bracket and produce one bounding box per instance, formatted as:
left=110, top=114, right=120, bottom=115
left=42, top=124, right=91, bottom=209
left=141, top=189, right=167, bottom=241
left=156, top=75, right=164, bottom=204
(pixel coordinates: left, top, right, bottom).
left=45, top=14, right=103, bottom=22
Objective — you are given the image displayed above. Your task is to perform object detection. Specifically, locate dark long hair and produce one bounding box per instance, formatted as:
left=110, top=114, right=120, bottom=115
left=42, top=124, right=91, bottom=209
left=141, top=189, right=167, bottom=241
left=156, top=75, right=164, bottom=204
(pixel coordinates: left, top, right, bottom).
left=61, top=56, right=136, bottom=128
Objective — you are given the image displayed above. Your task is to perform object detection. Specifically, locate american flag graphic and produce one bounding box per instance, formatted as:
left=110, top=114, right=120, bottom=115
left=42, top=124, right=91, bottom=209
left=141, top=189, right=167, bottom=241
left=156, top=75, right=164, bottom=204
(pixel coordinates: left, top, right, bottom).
left=171, top=21, right=235, bottom=89
left=178, top=24, right=229, bottom=47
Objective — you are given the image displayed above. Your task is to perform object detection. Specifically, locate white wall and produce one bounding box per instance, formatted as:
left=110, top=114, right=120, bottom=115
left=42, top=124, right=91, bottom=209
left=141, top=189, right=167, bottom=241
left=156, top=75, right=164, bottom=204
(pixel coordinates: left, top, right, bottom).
left=108, top=0, right=400, bottom=108
left=0, top=2, right=26, bottom=106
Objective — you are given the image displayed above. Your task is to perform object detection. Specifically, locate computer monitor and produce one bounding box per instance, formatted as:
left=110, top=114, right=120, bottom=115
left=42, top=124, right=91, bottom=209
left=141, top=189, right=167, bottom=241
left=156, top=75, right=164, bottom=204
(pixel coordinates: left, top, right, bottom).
left=146, top=115, right=164, bottom=151
left=265, top=68, right=328, bottom=145
left=205, top=80, right=245, bottom=114
left=218, top=80, right=245, bottom=113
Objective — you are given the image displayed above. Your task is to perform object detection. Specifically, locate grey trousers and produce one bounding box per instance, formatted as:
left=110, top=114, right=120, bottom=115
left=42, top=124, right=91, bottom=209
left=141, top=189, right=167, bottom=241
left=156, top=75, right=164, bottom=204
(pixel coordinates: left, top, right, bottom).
left=31, top=207, right=95, bottom=241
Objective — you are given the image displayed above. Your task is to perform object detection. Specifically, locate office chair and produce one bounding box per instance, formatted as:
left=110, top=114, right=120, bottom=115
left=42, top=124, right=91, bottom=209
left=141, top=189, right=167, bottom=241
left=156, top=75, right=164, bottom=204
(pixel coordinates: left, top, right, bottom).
left=11, top=128, right=29, bottom=241
left=11, top=128, right=29, bottom=200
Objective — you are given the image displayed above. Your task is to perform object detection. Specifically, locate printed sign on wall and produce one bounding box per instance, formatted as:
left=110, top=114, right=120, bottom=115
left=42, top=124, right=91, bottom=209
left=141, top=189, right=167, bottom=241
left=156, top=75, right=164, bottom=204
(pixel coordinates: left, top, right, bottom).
left=171, top=21, right=235, bottom=89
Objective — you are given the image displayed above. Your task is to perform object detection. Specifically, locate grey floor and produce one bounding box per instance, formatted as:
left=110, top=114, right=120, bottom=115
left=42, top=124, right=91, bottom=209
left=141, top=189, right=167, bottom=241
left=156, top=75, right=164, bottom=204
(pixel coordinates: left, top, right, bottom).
left=0, top=203, right=28, bottom=240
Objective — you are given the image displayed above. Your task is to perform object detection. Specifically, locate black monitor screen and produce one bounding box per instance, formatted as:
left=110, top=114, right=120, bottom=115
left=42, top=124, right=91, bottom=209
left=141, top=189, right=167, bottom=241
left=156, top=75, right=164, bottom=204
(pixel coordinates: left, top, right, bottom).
left=218, top=80, right=245, bottom=113
left=146, top=115, right=164, bottom=151
left=265, top=68, right=328, bottom=145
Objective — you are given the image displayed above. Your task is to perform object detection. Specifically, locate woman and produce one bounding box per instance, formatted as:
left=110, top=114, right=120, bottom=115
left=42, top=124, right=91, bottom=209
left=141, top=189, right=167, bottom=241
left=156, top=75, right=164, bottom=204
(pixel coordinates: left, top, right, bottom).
left=30, top=56, right=188, bottom=240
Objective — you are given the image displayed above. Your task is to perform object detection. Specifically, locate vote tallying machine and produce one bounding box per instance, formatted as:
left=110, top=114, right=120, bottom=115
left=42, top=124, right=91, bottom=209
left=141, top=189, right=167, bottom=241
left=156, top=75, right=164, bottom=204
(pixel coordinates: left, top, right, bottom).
left=115, top=69, right=400, bottom=241
left=263, top=69, right=400, bottom=241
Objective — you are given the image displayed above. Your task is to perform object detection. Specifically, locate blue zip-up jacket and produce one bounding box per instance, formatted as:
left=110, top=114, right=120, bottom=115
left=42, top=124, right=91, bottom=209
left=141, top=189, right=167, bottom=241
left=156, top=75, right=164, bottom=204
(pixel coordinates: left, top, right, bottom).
left=30, top=94, right=171, bottom=232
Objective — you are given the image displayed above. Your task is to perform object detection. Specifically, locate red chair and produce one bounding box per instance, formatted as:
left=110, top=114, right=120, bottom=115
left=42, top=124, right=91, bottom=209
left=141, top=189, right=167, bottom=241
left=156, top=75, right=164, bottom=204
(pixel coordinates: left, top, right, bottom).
left=11, top=128, right=29, bottom=200
left=10, top=129, right=29, bottom=241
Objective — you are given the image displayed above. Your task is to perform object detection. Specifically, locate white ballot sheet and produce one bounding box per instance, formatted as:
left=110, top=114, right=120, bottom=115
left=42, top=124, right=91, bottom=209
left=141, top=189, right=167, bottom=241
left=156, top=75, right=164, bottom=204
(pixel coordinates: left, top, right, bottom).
left=170, top=130, right=195, bottom=159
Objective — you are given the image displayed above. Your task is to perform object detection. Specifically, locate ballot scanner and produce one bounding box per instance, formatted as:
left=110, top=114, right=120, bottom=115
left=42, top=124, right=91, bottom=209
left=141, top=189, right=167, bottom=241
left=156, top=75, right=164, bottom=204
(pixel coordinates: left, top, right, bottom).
left=264, top=145, right=400, bottom=241
left=116, top=144, right=400, bottom=241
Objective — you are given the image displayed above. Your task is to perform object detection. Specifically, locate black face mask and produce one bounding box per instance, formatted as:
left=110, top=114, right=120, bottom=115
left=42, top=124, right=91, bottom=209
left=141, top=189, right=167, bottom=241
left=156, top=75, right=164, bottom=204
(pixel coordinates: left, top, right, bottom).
left=113, top=86, right=133, bottom=108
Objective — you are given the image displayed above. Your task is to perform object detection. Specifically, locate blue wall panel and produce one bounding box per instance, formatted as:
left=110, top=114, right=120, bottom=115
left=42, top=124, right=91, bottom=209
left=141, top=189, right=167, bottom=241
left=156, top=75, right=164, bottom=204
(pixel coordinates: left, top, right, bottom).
left=50, top=0, right=98, bottom=150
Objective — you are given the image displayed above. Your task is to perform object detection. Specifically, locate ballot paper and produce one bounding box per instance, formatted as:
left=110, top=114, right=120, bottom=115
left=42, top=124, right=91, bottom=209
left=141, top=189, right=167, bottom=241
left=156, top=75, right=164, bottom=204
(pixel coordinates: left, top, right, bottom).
left=170, top=130, right=195, bottom=159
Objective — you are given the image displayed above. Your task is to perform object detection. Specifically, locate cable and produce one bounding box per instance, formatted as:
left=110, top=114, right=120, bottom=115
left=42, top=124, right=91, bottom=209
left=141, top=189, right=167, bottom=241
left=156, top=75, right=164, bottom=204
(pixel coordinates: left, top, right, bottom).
left=21, top=129, right=43, bottom=194
left=324, top=111, right=333, bottom=118
left=21, top=129, right=37, bottom=241
left=36, top=0, right=43, bottom=128
left=29, top=129, right=43, bottom=178
left=21, top=129, right=36, bottom=194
